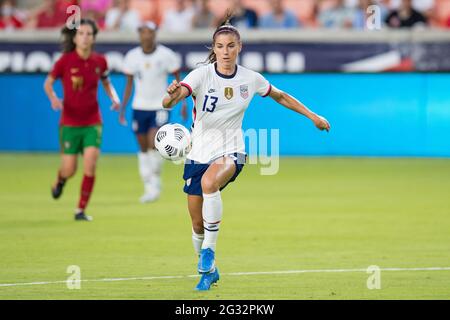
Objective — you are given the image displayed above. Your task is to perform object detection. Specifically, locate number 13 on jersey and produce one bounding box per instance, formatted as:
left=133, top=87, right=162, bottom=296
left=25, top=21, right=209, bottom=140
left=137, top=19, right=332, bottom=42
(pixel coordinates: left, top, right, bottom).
left=202, top=95, right=218, bottom=113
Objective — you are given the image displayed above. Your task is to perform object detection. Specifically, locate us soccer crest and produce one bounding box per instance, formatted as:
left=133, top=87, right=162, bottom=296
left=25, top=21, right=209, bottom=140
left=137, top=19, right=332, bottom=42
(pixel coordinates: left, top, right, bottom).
left=224, top=87, right=233, bottom=100
left=240, top=84, right=249, bottom=99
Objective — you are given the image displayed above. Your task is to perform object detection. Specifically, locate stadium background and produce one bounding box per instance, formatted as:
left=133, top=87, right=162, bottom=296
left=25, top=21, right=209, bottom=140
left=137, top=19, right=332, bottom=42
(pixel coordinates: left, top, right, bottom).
left=1, top=0, right=450, bottom=300
left=1, top=0, right=450, bottom=156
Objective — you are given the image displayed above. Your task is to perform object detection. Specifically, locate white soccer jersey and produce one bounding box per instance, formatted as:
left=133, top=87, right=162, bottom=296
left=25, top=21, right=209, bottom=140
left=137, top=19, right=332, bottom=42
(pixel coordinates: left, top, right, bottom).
left=180, top=63, right=271, bottom=163
left=123, top=45, right=181, bottom=111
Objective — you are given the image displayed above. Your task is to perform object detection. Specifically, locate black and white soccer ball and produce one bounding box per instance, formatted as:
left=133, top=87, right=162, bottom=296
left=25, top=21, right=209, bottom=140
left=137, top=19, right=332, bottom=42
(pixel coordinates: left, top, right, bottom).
left=154, top=123, right=192, bottom=161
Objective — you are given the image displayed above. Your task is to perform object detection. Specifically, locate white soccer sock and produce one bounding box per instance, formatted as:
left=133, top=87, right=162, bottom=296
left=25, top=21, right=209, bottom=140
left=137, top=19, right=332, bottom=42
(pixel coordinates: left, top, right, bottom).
left=138, top=152, right=152, bottom=193
left=148, top=149, right=163, bottom=190
left=148, top=149, right=163, bottom=174
left=192, top=229, right=205, bottom=255
left=201, top=191, right=223, bottom=251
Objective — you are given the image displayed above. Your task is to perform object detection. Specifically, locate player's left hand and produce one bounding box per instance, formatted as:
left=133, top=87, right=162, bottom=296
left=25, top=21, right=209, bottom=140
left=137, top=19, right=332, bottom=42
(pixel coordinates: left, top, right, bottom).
left=313, top=115, right=331, bottom=132
left=110, top=100, right=121, bottom=112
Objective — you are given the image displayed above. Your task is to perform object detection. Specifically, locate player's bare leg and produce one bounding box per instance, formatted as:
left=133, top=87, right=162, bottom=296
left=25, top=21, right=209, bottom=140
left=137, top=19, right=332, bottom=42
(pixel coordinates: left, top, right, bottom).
left=74, top=147, right=99, bottom=221
left=136, top=133, right=149, bottom=152
left=83, top=146, right=99, bottom=176
left=147, top=128, right=157, bottom=150
left=52, top=154, right=77, bottom=199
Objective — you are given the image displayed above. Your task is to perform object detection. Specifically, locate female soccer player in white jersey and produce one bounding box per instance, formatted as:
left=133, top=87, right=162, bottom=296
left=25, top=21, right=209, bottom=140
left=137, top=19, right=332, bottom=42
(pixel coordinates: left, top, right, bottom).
left=120, top=21, right=187, bottom=203
left=162, top=18, right=331, bottom=291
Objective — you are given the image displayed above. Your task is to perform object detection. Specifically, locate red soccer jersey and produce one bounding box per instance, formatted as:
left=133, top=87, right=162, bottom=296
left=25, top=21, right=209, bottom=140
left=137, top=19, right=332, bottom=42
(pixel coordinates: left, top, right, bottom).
left=50, top=51, right=109, bottom=126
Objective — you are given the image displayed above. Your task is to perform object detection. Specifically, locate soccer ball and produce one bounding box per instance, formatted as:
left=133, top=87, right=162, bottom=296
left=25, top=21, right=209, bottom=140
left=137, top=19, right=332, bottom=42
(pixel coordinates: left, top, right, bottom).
left=155, top=123, right=192, bottom=161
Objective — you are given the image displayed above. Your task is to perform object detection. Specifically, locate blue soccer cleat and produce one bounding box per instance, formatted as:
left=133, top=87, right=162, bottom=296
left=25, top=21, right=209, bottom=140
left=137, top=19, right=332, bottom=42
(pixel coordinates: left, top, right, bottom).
left=198, top=248, right=215, bottom=273
left=195, top=268, right=219, bottom=291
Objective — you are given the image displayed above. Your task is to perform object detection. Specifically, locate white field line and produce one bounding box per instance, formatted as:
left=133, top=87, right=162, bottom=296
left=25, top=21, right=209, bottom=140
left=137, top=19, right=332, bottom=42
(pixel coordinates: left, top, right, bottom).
left=1, top=267, right=450, bottom=288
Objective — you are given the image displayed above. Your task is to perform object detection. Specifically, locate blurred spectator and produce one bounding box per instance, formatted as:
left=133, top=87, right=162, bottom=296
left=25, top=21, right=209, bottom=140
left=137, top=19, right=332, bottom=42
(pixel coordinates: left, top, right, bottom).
left=352, top=0, right=371, bottom=29
left=423, top=1, right=441, bottom=27
left=28, top=0, right=77, bottom=29
left=0, top=0, right=24, bottom=30
left=345, top=0, right=358, bottom=6
left=228, top=0, right=258, bottom=29
left=385, top=0, right=427, bottom=28
left=390, top=0, right=434, bottom=26
left=411, top=0, right=435, bottom=13
left=302, top=1, right=320, bottom=28
left=352, top=0, right=388, bottom=29
left=160, top=0, right=195, bottom=32
left=80, top=0, right=111, bottom=28
left=259, top=0, right=300, bottom=29
left=318, top=0, right=355, bottom=28
left=105, top=0, right=140, bottom=31
left=192, top=0, right=216, bottom=29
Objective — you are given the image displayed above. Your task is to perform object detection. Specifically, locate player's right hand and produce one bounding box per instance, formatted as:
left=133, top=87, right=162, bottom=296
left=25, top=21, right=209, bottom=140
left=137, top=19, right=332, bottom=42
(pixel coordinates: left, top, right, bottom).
left=167, top=80, right=181, bottom=97
left=51, top=96, right=63, bottom=111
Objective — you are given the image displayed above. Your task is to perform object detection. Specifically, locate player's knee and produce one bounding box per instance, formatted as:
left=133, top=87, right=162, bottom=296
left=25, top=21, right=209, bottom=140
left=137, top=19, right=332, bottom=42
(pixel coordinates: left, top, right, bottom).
left=201, top=177, right=219, bottom=194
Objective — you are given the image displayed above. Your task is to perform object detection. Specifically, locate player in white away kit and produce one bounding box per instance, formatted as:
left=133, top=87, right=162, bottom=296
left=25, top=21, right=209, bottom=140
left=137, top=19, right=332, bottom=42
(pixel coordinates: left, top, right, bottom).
left=120, top=22, right=186, bottom=203
left=163, top=17, right=331, bottom=291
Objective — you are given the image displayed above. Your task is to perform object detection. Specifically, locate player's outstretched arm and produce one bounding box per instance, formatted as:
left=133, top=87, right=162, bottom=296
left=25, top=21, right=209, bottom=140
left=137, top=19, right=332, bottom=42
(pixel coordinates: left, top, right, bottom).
left=118, top=74, right=134, bottom=126
left=43, top=75, right=63, bottom=111
left=162, top=80, right=189, bottom=109
left=269, top=86, right=331, bottom=132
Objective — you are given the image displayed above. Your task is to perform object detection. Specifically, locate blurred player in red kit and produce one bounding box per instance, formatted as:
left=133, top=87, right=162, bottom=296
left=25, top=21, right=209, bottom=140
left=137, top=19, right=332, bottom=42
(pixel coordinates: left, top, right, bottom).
left=44, top=19, right=120, bottom=221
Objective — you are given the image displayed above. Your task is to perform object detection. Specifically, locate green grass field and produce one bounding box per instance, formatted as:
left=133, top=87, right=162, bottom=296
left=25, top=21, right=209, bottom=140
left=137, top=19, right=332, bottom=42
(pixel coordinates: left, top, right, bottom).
left=0, top=154, right=449, bottom=300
